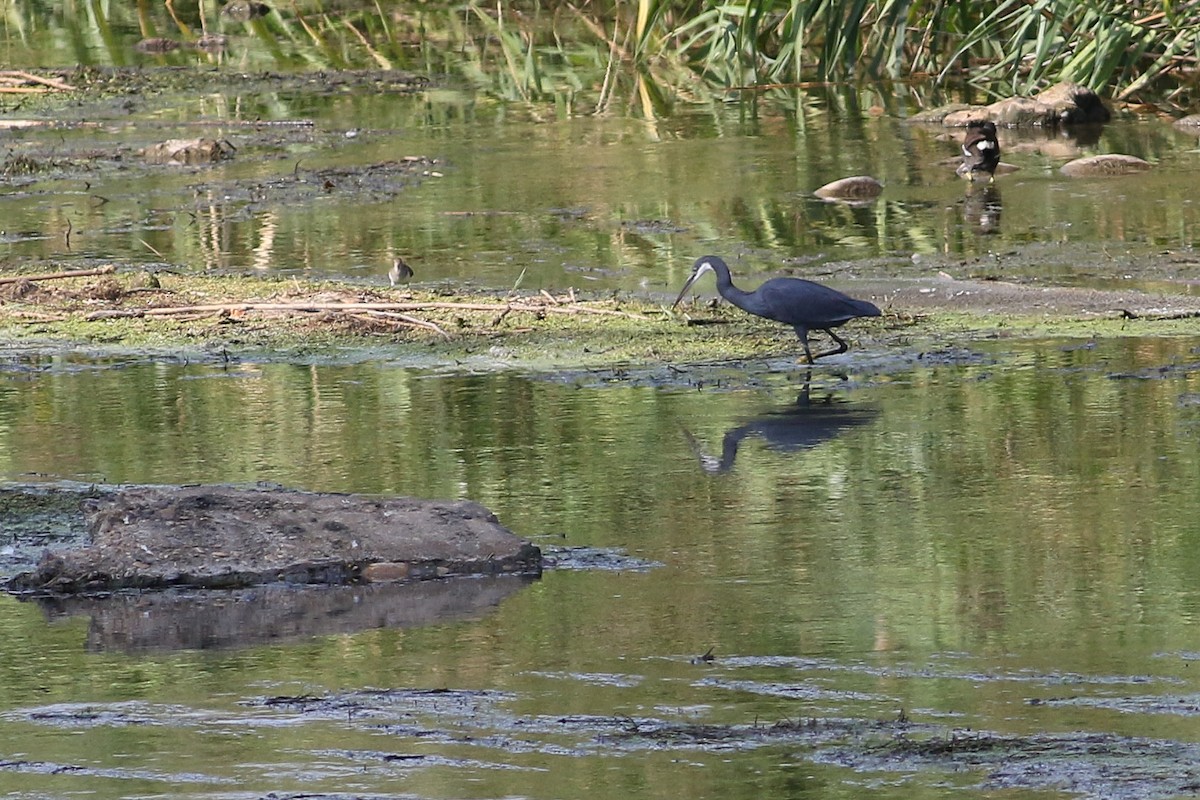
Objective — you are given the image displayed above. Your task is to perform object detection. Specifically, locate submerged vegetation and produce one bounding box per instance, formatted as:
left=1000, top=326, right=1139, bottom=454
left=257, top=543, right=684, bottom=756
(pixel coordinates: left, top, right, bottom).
left=2, top=1, right=1199, bottom=110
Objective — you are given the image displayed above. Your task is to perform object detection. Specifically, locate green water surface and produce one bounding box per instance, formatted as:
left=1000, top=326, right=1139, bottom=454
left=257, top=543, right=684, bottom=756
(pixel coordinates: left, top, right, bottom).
left=4, top=4, right=1200, bottom=798
left=1, top=340, right=1199, bottom=798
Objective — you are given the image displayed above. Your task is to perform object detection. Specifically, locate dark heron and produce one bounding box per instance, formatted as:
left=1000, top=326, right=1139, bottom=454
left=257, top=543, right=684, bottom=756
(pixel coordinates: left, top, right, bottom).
left=956, top=120, right=1000, bottom=182
left=672, top=255, right=881, bottom=364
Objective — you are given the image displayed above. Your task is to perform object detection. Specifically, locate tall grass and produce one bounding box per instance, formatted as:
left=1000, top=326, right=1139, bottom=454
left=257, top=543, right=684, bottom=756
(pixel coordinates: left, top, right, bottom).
left=655, top=0, right=1200, bottom=105
left=234, top=0, right=1200, bottom=108
left=3, top=0, right=1198, bottom=108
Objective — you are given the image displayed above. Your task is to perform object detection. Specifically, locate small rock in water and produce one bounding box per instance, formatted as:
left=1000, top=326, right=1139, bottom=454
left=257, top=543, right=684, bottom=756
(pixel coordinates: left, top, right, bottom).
left=141, top=138, right=235, bottom=166
left=134, top=38, right=181, bottom=53
left=1060, top=154, right=1151, bottom=177
left=813, top=176, right=883, bottom=204
left=193, top=34, right=229, bottom=52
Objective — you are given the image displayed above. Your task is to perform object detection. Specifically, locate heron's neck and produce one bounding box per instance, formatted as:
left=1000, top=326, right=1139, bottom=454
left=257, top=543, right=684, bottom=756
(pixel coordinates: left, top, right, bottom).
left=716, top=275, right=758, bottom=313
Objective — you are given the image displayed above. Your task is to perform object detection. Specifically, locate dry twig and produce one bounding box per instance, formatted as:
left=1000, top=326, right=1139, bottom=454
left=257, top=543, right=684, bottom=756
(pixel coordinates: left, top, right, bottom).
left=354, top=309, right=451, bottom=338
left=84, top=298, right=647, bottom=320
left=0, top=265, right=116, bottom=285
left=0, top=70, right=75, bottom=93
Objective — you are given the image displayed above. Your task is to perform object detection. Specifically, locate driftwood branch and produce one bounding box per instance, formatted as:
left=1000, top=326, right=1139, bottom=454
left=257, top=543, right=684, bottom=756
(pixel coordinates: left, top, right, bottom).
left=80, top=297, right=646, bottom=334
left=0, top=70, right=75, bottom=93
left=84, top=299, right=648, bottom=320
left=350, top=310, right=451, bottom=339
left=0, top=265, right=115, bottom=285
left=11, top=310, right=68, bottom=323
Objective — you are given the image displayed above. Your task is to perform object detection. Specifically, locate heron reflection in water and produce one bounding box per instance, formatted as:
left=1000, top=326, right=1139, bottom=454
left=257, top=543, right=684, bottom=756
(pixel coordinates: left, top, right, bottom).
left=682, top=377, right=879, bottom=475
left=964, top=184, right=1002, bottom=236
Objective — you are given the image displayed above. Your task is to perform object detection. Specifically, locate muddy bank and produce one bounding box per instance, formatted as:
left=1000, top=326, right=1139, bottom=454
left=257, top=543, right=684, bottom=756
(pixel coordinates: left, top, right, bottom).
left=3, top=66, right=428, bottom=125
left=3, top=67, right=1200, bottom=377
left=4, top=483, right=541, bottom=594
left=2, top=252, right=1200, bottom=377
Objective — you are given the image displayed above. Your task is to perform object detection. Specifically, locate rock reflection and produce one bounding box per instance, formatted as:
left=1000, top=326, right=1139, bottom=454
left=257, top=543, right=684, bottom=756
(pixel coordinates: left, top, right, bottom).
left=964, top=183, right=1002, bottom=235
left=683, top=380, right=878, bottom=475
left=29, top=577, right=534, bottom=653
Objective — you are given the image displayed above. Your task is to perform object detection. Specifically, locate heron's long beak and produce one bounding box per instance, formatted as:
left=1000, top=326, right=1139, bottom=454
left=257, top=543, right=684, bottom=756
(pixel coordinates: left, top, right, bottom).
left=672, top=272, right=700, bottom=309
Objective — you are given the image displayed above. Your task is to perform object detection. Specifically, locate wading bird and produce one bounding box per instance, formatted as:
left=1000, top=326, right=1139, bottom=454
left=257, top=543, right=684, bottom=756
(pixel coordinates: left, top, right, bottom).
left=672, top=255, right=881, bottom=364
left=388, top=257, right=414, bottom=287
left=956, top=120, right=1001, bottom=182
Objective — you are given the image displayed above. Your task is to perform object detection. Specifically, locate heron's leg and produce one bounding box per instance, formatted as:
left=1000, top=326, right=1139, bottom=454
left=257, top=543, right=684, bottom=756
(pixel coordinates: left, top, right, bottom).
left=811, top=329, right=849, bottom=360
left=794, top=327, right=815, bottom=365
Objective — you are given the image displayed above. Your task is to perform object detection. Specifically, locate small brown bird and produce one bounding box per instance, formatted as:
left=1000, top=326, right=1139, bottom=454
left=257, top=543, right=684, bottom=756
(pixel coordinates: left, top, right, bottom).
left=388, top=257, right=414, bottom=287
left=957, top=120, right=1001, bottom=182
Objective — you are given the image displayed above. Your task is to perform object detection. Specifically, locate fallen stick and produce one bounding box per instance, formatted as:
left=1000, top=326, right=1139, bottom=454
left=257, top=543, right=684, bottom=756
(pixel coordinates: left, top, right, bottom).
left=0, top=265, right=116, bottom=285
left=12, top=311, right=67, bottom=323
left=85, top=310, right=144, bottom=321
left=354, top=309, right=451, bottom=339
left=118, top=299, right=648, bottom=320
left=0, top=70, right=75, bottom=91
left=0, top=120, right=51, bottom=129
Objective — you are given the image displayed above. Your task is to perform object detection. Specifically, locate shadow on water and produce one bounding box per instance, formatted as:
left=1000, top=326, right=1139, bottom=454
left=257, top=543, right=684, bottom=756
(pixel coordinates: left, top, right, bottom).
left=681, top=372, right=880, bottom=474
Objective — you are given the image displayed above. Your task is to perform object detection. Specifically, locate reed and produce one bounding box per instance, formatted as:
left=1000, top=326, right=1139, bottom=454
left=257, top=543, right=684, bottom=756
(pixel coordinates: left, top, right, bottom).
left=3, top=0, right=1198, bottom=107
left=661, top=0, right=1200, bottom=104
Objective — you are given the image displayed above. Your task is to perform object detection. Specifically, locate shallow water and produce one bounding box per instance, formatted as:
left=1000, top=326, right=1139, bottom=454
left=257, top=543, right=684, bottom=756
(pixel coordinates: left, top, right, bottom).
left=6, top=6, right=1200, bottom=799
left=3, top=339, right=1200, bottom=798
left=5, top=102, right=1200, bottom=297
left=3, top=23, right=1200, bottom=296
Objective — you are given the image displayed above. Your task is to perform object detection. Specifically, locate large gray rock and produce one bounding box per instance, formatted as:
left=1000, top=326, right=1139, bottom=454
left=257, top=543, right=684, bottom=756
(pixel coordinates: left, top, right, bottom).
left=1174, top=114, right=1200, bottom=132
left=924, top=82, right=1110, bottom=128
left=906, top=103, right=976, bottom=124
left=1034, top=81, right=1111, bottom=124
left=7, top=485, right=541, bottom=593
left=979, top=96, right=1059, bottom=127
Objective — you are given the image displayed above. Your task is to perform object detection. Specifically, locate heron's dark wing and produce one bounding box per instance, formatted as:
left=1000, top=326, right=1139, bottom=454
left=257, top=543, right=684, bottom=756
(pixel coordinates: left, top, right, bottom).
left=756, top=278, right=877, bottom=327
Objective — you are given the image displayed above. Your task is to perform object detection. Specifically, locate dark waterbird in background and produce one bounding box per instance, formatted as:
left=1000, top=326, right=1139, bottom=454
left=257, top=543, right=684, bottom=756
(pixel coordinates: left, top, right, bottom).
left=672, top=255, right=881, bottom=364
left=957, top=120, right=1001, bottom=182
